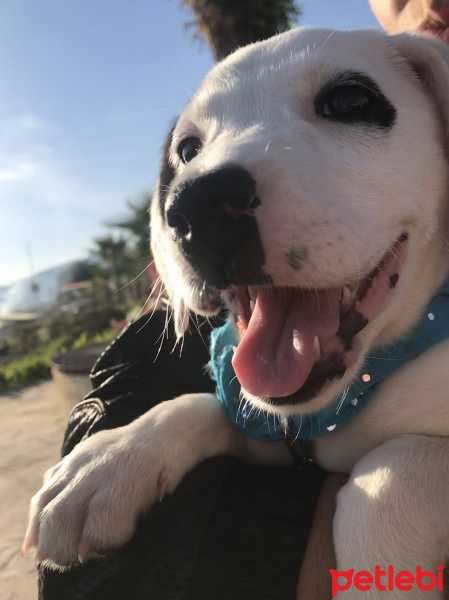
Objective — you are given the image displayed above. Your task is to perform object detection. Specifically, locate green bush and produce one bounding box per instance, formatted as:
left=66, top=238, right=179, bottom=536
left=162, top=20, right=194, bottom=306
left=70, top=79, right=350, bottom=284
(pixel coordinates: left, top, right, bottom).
left=0, top=328, right=119, bottom=393
left=72, top=328, right=119, bottom=349
left=0, top=311, right=119, bottom=393
left=0, top=335, right=70, bottom=393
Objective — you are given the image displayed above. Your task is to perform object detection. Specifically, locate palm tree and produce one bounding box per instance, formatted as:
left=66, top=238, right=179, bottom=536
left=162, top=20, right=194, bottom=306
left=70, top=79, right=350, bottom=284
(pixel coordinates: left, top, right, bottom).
left=92, top=235, right=129, bottom=290
left=180, top=0, right=302, bottom=61
left=108, top=193, right=152, bottom=261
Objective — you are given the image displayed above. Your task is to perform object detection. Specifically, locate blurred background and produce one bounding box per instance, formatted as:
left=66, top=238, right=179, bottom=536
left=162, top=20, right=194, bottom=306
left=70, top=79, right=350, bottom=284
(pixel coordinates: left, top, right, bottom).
left=0, top=3, right=380, bottom=598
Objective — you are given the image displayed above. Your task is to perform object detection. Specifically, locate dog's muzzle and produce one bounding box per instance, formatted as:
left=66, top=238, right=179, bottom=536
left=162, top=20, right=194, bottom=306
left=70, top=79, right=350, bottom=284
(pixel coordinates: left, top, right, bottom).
left=165, top=165, right=268, bottom=288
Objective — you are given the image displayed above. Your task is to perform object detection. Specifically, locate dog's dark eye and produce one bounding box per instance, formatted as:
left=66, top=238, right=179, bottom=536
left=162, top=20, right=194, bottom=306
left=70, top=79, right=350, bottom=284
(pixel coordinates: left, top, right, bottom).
left=320, top=86, right=372, bottom=118
left=315, top=73, right=396, bottom=128
left=177, top=137, right=202, bottom=164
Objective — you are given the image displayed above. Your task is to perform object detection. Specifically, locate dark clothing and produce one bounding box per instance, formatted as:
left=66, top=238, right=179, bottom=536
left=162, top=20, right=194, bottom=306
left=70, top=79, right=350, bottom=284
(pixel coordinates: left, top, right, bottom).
left=39, top=312, right=325, bottom=600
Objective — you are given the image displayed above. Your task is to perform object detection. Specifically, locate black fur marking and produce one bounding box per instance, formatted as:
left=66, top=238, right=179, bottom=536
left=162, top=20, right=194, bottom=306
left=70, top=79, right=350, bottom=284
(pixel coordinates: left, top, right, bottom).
left=356, top=275, right=374, bottom=302
left=338, top=310, right=369, bottom=350
left=285, top=248, right=308, bottom=271
left=251, top=271, right=273, bottom=286
left=249, top=196, right=261, bottom=209
left=389, top=273, right=399, bottom=289
left=266, top=351, right=346, bottom=406
left=158, top=121, right=178, bottom=216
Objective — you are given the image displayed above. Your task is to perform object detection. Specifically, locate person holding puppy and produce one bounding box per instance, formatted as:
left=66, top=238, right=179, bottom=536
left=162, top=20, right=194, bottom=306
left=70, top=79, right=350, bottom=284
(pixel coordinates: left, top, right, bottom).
left=36, top=2, right=449, bottom=599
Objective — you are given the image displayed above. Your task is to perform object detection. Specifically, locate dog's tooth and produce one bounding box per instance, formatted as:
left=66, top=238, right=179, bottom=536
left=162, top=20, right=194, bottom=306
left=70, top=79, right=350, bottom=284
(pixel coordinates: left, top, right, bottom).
left=313, top=336, right=321, bottom=361
left=340, top=285, right=353, bottom=309
left=157, top=470, right=171, bottom=503
left=236, top=320, right=247, bottom=337
left=250, top=300, right=255, bottom=313
left=355, top=300, right=362, bottom=312
left=248, top=285, right=257, bottom=302
left=232, top=346, right=237, bottom=354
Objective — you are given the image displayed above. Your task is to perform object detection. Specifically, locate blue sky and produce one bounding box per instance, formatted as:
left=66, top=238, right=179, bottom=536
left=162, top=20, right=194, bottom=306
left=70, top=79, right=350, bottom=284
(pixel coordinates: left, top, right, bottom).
left=0, top=1, right=380, bottom=286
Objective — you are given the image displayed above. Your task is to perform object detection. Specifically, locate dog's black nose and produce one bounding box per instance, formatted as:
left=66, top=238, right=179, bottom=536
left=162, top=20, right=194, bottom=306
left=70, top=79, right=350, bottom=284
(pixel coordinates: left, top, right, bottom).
left=165, top=165, right=265, bottom=287
left=166, top=165, right=256, bottom=235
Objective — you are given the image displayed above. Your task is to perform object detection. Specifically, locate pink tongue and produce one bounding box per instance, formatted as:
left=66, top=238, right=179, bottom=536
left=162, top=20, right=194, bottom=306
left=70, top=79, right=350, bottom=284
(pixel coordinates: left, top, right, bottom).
left=232, top=288, right=341, bottom=398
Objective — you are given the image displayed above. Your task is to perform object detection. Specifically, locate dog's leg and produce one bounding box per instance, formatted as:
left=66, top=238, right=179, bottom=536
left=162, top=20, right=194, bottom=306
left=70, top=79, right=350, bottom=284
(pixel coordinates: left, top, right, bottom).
left=333, top=435, right=449, bottom=600
left=24, top=393, right=289, bottom=567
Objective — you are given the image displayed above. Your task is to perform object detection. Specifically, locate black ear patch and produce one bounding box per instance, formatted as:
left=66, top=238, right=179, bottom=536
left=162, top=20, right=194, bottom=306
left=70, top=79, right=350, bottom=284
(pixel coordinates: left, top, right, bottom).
left=157, top=120, right=178, bottom=215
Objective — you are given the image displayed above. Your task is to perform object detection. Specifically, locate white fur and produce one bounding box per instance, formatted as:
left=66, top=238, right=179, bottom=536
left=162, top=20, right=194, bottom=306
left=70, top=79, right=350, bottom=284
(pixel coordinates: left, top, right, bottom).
left=26, top=28, right=449, bottom=595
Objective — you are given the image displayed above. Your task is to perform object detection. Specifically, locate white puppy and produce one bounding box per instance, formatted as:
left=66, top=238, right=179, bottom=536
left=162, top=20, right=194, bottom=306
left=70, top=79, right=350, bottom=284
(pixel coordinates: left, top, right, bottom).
left=26, top=28, right=449, bottom=598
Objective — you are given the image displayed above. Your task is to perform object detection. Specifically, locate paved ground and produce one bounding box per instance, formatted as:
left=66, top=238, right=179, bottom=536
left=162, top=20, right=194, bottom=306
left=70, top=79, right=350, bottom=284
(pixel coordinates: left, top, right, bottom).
left=0, top=381, right=69, bottom=600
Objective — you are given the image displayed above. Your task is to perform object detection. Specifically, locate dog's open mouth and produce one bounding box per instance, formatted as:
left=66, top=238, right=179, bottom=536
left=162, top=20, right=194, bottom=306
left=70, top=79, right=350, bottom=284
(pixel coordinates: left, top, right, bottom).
left=224, top=234, right=408, bottom=406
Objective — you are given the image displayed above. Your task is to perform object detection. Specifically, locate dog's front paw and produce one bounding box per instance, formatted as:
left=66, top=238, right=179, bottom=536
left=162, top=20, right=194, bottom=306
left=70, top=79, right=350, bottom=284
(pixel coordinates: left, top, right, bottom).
left=23, top=417, right=178, bottom=567
left=23, top=393, right=237, bottom=568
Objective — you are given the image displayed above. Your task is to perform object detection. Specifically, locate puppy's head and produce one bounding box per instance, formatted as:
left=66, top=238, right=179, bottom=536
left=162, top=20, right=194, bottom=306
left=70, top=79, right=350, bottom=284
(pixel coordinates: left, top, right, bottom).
left=151, top=27, right=449, bottom=416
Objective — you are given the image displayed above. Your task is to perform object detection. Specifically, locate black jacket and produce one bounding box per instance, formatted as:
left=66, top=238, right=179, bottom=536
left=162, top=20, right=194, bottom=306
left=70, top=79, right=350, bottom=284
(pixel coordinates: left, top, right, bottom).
left=39, top=312, right=324, bottom=600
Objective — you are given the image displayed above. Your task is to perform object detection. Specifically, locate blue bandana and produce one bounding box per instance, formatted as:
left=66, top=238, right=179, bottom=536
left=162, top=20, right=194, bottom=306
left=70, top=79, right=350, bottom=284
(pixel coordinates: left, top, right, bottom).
left=208, top=277, right=449, bottom=441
